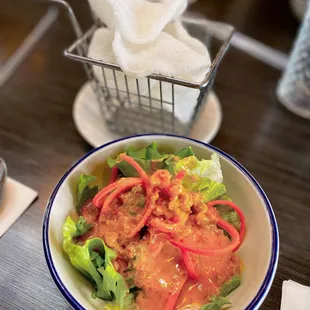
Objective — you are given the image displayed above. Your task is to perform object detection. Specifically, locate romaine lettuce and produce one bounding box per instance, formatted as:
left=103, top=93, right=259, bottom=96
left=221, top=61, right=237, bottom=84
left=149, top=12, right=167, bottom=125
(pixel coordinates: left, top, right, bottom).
left=107, top=144, right=225, bottom=202
left=108, top=144, right=225, bottom=202
left=73, top=216, right=93, bottom=237
left=175, top=146, right=194, bottom=159
left=173, top=153, right=223, bottom=184
left=200, top=275, right=241, bottom=310
left=76, top=174, right=98, bottom=212
left=214, top=195, right=241, bottom=230
left=63, top=216, right=129, bottom=308
left=219, top=275, right=241, bottom=297
left=107, top=143, right=196, bottom=178
left=169, top=154, right=226, bottom=202
left=107, top=142, right=169, bottom=177
left=200, top=296, right=231, bottom=310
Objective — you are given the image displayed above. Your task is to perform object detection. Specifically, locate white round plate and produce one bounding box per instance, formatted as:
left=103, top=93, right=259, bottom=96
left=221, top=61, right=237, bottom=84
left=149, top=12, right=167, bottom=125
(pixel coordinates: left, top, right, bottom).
left=73, top=82, right=222, bottom=147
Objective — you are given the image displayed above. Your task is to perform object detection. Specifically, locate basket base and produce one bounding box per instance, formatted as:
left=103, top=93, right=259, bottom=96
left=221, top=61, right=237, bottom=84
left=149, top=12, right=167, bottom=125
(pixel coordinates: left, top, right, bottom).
left=107, top=106, right=187, bottom=136
left=73, top=82, right=222, bottom=148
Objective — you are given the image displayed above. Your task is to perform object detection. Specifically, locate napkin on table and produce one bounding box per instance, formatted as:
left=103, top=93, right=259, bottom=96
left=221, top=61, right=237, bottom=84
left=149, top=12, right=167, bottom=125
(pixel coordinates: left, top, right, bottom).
left=281, top=280, right=310, bottom=310
left=0, top=177, right=38, bottom=237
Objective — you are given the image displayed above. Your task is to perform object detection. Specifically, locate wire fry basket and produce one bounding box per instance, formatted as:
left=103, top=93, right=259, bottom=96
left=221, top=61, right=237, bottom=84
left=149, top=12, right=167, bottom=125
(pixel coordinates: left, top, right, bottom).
left=51, top=0, right=234, bottom=136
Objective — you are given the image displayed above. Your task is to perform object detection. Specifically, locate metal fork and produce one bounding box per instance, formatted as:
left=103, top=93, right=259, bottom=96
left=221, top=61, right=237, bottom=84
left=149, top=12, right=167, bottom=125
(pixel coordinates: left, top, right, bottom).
left=0, top=158, right=7, bottom=205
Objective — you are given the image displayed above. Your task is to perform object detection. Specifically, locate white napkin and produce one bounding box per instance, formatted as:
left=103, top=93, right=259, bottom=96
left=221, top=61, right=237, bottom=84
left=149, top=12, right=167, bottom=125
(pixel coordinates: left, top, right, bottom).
left=89, top=0, right=187, bottom=44
left=281, top=280, right=310, bottom=310
left=88, top=27, right=152, bottom=96
left=0, top=177, right=38, bottom=237
left=88, top=0, right=210, bottom=81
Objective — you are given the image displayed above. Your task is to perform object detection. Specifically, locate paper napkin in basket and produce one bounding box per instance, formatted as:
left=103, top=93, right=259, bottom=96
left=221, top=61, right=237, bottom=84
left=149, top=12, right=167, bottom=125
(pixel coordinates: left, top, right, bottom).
left=0, top=177, right=38, bottom=237
left=281, top=280, right=310, bottom=310
left=87, top=0, right=211, bottom=124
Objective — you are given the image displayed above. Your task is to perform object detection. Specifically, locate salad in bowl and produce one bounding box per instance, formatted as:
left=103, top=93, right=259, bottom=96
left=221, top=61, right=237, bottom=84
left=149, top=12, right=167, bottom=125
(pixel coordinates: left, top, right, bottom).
left=63, top=143, right=244, bottom=310
left=43, top=135, right=278, bottom=310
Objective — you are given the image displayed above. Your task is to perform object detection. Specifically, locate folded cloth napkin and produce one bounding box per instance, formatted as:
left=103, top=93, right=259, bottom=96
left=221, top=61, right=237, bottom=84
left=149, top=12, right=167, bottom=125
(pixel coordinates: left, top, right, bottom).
left=88, top=0, right=210, bottom=123
left=0, top=177, right=38, bottom=237
left=281, top=280, right=310, bottom=310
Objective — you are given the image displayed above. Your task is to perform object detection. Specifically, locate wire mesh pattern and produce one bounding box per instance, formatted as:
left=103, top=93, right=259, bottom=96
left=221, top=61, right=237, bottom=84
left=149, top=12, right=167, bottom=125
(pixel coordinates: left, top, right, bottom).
left=90, top=72, right=187, bottom=136
left=50, top=0, right=234, bottom=136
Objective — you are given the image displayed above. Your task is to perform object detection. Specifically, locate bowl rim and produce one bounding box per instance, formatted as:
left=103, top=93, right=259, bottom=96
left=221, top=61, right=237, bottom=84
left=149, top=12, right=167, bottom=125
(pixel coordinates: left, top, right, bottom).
left=42, top=134, right=279, bottom=310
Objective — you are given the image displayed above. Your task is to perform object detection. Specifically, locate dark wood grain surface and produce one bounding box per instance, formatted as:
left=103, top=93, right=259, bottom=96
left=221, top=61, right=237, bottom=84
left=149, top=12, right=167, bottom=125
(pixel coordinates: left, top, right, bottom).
left=0, top=0, right=309, bottom=309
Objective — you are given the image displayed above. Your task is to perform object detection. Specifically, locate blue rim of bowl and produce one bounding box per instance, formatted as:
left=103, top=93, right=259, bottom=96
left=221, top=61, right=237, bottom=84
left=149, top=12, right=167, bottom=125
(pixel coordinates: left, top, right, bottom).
left=42, top=134, right=279, bottom=310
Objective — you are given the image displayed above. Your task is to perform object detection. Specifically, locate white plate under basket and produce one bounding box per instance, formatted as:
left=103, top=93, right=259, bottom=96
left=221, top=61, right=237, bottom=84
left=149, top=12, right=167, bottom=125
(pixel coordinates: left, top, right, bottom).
left=73, top=82, right=222, bottom=147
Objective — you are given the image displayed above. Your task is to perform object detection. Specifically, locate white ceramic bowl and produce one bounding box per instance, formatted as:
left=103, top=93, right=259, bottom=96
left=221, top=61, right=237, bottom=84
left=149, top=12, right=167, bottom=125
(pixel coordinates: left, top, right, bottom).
left=43, top=134, right=279, bottom=310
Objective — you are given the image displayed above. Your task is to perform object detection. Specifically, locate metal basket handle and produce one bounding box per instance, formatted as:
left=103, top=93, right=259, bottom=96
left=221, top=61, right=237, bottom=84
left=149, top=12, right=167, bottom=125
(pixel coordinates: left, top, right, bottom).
left=48, top=0, right=83, bottom=39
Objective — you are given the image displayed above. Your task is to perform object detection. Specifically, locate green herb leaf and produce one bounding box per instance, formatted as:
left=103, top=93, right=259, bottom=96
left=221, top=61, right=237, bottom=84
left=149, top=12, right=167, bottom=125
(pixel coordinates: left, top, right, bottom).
left=220, top=275, right=241, bottom=297
left=76, top=174, right=98, bottom=213
left=200, top=296, right=231, bottom=310
left=73, top=216, right=93, bottom=237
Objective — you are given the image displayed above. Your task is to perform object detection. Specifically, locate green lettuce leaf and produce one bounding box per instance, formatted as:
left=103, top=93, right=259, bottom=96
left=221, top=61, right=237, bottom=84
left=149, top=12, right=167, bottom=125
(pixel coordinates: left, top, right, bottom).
left=145, top=142, right=164, bottom=160
left=63, top=217, right=129, bottom=308
left=107, top=142, right=169, bottom=177
left=104, top=294, right=134, bottom=310
left=200, top=275, right=240, bottom=310
left=126, top=146, right=147, bottom=159
left=175, top=146, right=194, bottom=159
left=107, top=156, right=146, bottom=178
left=76, top=174, right=98, bottom=213
left=220, top=275, right=241, bottom=297
left=169, top=154, right=226, bottom=202
left=200, top=296, right=231, bottom=310
left=73, top=216, right=93, bottom=237
left=174, top=154, right=223, bottom=183
left=214, top=195, right=241, bottom=231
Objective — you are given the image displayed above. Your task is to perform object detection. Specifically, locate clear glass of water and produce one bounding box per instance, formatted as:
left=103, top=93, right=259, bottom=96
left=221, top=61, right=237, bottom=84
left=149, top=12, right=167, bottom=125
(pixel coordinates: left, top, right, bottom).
left=276, top=0, right=310, bottom=119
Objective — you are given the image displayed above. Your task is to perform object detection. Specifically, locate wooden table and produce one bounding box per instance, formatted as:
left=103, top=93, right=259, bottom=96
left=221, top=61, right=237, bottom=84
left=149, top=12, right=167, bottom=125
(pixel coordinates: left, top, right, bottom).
left=0, top=0, right=309, bottom=309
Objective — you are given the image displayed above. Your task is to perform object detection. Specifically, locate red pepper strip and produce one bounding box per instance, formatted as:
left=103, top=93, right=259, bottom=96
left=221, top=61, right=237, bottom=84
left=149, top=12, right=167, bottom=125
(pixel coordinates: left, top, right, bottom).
left=181, top=250, right=199, bottom=280
left=119, top=154, right=149, bottom=185
left=93, top=182, right=118, bottom=207
left=207, top=200, right=245, bottom=251
left=100, top=178, right=143, bottom=217
left=175, top=170, right=186, bottom=180
left=168, top=218, right=240, bottom=256
left=93, top=178, right=141, bottom=208
left=163, top=275, right=188, bottom=310
left=109, top=167, right=119, bottom=185
left=117, top=154, right=154, bottom=238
